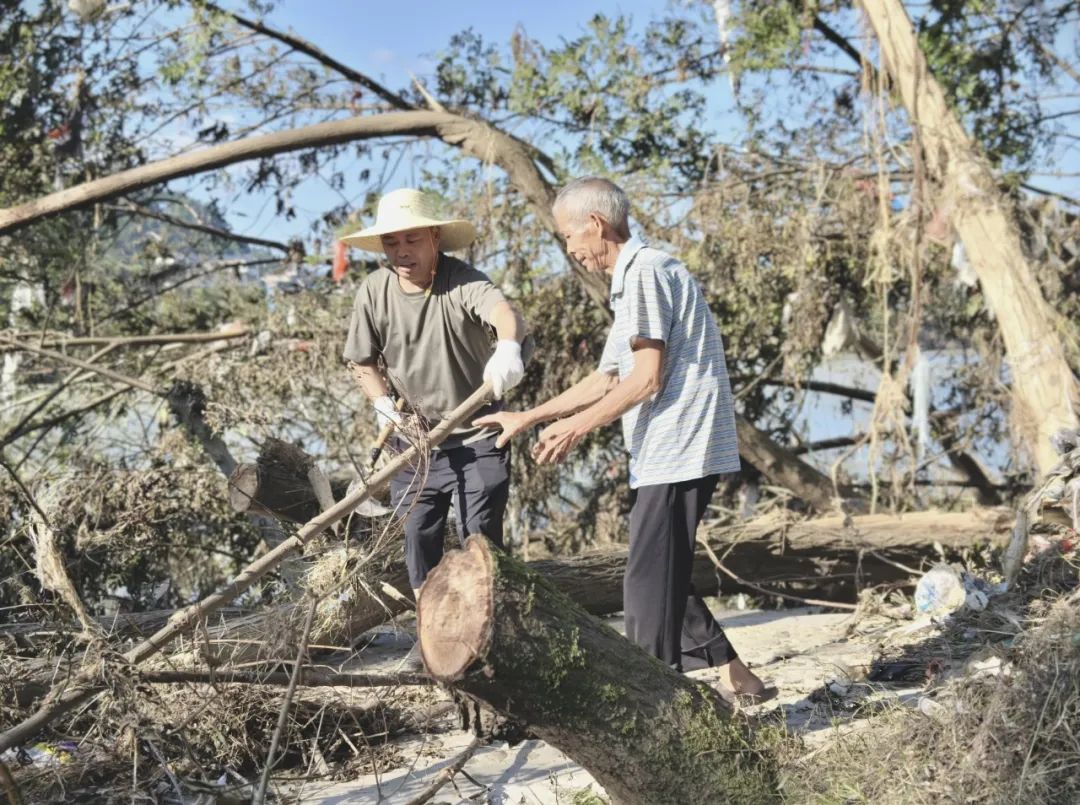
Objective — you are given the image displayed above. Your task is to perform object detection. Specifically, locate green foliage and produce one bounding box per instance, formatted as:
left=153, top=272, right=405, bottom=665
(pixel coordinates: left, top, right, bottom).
left=435, top=14, right=723, bottom=182
left=917, top=0, right=1050, bottom=170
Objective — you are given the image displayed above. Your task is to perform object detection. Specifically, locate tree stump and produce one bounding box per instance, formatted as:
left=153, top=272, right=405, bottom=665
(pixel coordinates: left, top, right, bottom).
left=418, top=536, right=777, bottom=805
left=228, top=438, right=328, bottom=523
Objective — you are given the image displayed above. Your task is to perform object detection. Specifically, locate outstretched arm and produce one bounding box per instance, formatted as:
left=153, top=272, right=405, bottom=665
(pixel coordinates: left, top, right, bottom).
left=473, top=369, right=618, bottom=448
left=532, top=340, right=664, bottom=464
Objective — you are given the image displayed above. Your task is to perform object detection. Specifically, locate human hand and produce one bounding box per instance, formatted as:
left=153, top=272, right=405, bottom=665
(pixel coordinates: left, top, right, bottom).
left=473, top=410, right=534, bottom=449
left=531, top=417, right=584, bottom=465
left=483, top=340, right=524, bottom=400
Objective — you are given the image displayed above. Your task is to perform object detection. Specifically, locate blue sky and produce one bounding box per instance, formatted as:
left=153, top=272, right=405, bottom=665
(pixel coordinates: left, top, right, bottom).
left=201, top=0, right=718, bottom=244
left=268, top=0, right=665, bottom=87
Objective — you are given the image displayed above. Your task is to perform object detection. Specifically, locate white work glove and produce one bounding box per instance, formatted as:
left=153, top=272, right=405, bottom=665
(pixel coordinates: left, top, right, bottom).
left=483, top=340, right=524, bottom=400
left=372, top=395, right=402, bottom=428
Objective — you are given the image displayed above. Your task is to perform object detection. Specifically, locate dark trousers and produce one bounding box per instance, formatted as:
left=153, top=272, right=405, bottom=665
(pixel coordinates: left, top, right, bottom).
left=624, top=474, right=738, bottom=671
left=390, top=435, right=510, bottom=590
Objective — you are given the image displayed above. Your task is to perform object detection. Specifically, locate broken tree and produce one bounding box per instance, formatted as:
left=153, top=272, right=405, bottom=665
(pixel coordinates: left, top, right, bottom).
left=419, top=536, right=778, bottom=805
left=859, top=0, right=1080, bottom=476
left=0, top=383, right=495, bottom=755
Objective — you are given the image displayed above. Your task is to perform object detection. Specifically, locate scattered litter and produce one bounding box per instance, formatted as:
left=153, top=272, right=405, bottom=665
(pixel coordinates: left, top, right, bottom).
left=249, top=329, right=273, bottom=356
left=964, top=588, right=988, bottom=612
left=967, top=654, right=1009, bottom=679
left=914, top=565, right=966, bottom=616
left=915, top=565, right=1000, bottom=618
left=0, top=742, right=78, bottom=767
left=917, top=696, right=947, bottom=720
left=827, top=679, right=851, bottom=696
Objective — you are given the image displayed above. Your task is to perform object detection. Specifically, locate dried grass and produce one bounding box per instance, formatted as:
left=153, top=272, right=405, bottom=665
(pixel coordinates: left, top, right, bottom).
left=780, top=550, right=1080, bottom=804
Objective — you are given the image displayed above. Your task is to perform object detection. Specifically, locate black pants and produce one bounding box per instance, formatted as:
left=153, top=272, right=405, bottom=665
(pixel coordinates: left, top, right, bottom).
left=624, top=474, right=738, bottom=671
left=389, top=434, right=510, bottom=590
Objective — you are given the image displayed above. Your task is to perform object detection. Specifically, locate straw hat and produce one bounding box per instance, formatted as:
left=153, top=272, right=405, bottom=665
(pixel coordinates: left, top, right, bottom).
left=340, top=188, right=477, bottom=252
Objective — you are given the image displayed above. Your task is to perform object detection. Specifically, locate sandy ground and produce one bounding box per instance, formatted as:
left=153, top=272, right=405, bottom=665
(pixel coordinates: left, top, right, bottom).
left=286, top=604, right=928, bottom=804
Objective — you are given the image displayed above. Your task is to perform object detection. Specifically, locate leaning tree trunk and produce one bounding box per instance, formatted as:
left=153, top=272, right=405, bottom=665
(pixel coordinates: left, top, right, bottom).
left=859, top=0, right=1080, bottom=477
left=419, top=536, right=778, bottom=805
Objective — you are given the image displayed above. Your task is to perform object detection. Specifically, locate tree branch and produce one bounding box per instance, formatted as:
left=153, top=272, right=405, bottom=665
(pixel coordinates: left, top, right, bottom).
left=0, top=328, right=251, bottom=350
left=111, top=201, right=295, bottom=255
left=812, top=13, right=885, bottom=89
left=0, top=110, right=611, bottom=310
left=0, top=337, right=161, bottom=394
left=735, top=414, right=842, bottom=512
left=203, top=1, right=415, bottom=111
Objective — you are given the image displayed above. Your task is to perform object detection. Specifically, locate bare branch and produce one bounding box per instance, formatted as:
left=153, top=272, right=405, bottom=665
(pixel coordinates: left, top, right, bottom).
left=0, top=337, right=161, bottom=394
left=0, top=328, right=251, bottom=350
left=139, top=668, right=432, bottom=688
left=202, top=1, right=414, bottom=110
left=111, top=201, right=295, bottom=255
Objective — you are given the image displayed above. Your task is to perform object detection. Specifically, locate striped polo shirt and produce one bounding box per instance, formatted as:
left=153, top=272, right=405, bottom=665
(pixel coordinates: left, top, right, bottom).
left=598, top=236, right=740, bottom=488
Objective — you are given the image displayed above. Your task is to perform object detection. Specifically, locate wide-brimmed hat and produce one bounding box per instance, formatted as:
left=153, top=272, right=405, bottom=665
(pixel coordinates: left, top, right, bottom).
left=340, top=188, right=477, bottom=252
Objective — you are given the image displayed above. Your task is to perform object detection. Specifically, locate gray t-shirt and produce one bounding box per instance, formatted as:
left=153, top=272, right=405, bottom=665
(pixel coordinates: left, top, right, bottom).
left=343, top=254, right=506, bottom=445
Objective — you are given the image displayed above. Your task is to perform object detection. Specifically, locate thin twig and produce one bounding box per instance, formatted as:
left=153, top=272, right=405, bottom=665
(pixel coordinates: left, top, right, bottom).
left=402, top=736, right=483, bottom=805
left=697, top=537, right=858, bottom=611
left=140, top=668, right=431, bottom=688
left=866, top=549, right=923, bottom=576
left=0, top=382, right=494, bottom=755
left=111, top=201, right=293, bottom=254
left=253, top=598, right=317, bottom=805
left=0, top=327, right=250, bottom=350
left=0, top=336, right=159, bottom=394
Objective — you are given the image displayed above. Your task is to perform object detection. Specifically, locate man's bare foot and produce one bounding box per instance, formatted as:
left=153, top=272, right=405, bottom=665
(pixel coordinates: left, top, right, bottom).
left=717, top=657, right=768, bottom=697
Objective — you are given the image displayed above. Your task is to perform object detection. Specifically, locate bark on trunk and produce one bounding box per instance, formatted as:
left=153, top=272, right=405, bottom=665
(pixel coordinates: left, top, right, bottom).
left=418, top=536, right=777, bottom=805
left=859, top=0, right=1080, bottom=476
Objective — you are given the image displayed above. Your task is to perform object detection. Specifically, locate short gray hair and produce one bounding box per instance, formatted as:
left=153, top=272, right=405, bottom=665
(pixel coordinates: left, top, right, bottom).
left=553, top=176, right=631, bottom=238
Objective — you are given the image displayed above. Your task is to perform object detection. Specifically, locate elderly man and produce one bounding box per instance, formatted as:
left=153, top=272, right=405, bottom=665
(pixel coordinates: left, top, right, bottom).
left=342, top=188, right=527, bottom=597
left=476, top=177, right=767, bottom=697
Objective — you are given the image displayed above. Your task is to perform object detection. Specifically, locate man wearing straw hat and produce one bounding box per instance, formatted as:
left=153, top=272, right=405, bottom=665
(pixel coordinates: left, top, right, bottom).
left=341, top=188, right=527, bottom=597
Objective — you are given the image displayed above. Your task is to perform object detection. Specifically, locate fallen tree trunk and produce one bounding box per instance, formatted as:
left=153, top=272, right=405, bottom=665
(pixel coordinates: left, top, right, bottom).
left=419, top=536, right=777, bottom=805
left=174, top=506, right=1014, bottom=664
left=6, top=509, right=1011, bottom=668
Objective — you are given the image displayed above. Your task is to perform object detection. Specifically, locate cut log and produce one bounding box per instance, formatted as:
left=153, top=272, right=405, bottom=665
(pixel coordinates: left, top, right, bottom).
left=418, top=536, right=777, bottom=805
